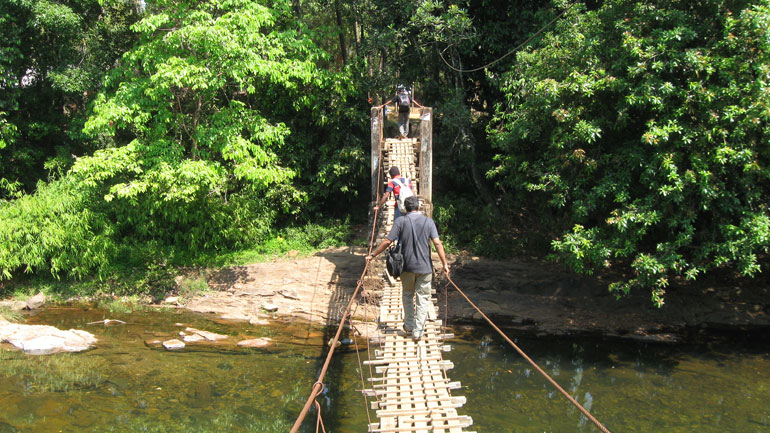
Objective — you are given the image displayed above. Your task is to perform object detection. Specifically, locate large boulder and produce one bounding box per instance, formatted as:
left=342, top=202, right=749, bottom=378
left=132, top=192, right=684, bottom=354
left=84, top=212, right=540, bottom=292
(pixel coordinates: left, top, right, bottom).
left=0, top=300, right=28, bottom=311
left=25, top=293, right=46, bottom=310
left=0, top=322, right=96, bottom=355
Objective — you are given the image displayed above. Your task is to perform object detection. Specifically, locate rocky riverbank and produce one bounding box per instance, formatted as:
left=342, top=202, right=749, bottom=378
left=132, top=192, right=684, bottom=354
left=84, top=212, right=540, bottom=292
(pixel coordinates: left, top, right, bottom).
left=3, top=247, right=767, bottom=346
left=179, top=247, right=770, bottom=343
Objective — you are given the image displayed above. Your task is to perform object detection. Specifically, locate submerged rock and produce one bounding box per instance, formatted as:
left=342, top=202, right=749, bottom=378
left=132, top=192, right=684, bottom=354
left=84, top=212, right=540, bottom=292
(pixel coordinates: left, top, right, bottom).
left=237, top=337, right=271, bottom=348
left=0, top=321, right=96, bottom=355
left=0, top=421, right=19, bottom=433
left=87, top=319, right=126, bottom=326
left=187, top=381, right=212, bottom=408
left=144, top=339, right=162, bottom=347
left=183, top=327, right=228, bottom=341
left=162, top=339, right=185, bottom=350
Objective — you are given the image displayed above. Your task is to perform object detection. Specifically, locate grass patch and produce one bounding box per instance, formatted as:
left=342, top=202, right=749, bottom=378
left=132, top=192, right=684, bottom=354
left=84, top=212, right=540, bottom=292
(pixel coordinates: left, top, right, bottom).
left=176, top=272, right=210, bottom=302
left=0, top=350, right=107, bottom=392
left=96, top=295, right=147, bottom=314
left=0, top=220, right=355, bottom=301
left=195, top=219, right=355, bottom=267
left=0, top=306, right=23, bottom=322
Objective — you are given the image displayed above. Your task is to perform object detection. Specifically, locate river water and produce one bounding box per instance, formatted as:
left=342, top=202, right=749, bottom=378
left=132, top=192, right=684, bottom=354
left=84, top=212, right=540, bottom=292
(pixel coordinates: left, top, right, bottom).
left=0, top=306, right=768, bottom=432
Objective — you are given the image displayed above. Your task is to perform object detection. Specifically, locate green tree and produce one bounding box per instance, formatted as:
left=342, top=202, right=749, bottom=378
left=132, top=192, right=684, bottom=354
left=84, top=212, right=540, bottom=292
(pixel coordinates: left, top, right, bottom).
left=0, top=0, right=349, bottom=280
left=0, top=0, right=139, bottom=198
left=0, top=176, right=116, bottom=280
left=77, top=0, right=336, bottom=249
left=491, top=0, right=770, bottom=305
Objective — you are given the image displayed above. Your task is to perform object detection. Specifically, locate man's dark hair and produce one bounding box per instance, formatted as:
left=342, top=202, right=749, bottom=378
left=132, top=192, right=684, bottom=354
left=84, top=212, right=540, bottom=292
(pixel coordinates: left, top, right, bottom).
left=389, top=166, right=400, bottom=177
left=404, top=196, right=419, bottom=212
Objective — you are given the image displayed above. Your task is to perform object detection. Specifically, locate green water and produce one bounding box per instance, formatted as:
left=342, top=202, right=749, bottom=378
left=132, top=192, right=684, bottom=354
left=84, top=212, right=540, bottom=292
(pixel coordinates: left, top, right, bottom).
left=1, top=307, right=768, bottom=433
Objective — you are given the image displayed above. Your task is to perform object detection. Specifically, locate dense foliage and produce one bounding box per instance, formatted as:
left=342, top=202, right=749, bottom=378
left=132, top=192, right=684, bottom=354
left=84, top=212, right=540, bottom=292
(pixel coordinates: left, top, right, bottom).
left=1, top=0, right=768, bottom=306
left=78, top=0, right=328, bottom=248
left=491, top=0, right=770, bottom=304
left=0, top=0, right=139, bottom=198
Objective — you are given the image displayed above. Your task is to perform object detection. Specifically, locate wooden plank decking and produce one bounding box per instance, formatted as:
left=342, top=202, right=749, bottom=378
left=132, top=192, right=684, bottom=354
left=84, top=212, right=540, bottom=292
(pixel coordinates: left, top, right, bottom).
left=365, top=138, right=474, bottom=433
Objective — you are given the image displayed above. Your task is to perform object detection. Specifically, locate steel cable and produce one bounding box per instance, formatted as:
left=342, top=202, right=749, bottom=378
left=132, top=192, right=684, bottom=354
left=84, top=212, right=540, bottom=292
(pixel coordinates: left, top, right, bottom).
left=438, top=10, right=566, bottom=74
left=444, top=275, right=613, bottom=433
left=314, top=400, right=327, bottom=433
left=290, top=112, right=386, bottom=433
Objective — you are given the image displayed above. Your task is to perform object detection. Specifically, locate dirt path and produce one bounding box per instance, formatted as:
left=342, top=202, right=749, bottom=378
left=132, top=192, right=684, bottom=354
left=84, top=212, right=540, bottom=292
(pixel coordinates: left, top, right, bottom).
left=184, top=247, right=770, bottom=342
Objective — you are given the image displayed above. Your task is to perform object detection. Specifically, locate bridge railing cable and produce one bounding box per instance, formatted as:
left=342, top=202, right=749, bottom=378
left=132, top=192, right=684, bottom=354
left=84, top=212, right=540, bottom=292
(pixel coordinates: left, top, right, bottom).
left=444, top=275, right=613, bottom=433
left=290, top=146, right=386, bottom=433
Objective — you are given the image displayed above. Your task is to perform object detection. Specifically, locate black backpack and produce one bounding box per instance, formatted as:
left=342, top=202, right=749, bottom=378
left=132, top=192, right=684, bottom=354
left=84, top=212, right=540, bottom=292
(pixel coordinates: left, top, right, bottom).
left=385, top=218, right=416, bottom=278
left=385, top=241, right=404, bottom=278
left=397, top=92, right=411, bottom=113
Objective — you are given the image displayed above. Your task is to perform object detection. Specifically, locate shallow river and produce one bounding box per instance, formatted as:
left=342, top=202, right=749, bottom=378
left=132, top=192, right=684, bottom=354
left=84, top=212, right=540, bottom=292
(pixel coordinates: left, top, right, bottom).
left=1, top=306, right=768, bottom=432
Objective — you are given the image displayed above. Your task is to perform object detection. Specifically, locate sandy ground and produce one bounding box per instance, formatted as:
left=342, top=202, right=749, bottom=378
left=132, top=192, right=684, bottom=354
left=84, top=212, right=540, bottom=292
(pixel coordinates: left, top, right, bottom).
left=182, top=247, right=770, bottom=343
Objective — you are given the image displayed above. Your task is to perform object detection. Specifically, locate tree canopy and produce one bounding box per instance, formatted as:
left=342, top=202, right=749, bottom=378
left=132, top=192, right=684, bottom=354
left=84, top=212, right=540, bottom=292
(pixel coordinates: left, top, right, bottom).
left=491, top=0, right=770, bottom=305
left=1, top=0, right=769, bottom=306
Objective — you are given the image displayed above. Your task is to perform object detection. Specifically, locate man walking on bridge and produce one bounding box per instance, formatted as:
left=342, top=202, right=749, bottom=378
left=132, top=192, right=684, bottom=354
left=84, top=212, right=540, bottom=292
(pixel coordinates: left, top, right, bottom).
left=377, top=84, right=424, bottom=138
left=366, top=196, right=450, bottom=339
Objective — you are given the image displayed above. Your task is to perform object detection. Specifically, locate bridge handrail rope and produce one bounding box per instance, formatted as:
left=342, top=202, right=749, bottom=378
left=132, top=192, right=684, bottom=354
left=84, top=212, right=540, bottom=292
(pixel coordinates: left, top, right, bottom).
left=313, top=400, right=327, bottom=433
left=290, top=146, right=386, bottom=433
left=294, top=130, right=609, bottom=432
left=438, top=9, right=566, bottom=74
left=444, top=275, right=613, bottom=433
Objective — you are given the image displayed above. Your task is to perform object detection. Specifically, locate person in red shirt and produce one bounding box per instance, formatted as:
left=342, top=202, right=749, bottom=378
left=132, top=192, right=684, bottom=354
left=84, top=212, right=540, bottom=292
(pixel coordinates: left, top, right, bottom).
left=373, top=166, right=413, bottom=220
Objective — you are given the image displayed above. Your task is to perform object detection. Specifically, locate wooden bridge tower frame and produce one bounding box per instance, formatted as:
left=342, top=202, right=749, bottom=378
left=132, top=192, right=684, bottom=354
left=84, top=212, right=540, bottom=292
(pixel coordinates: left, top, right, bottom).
left=370, top=106, right=433, bottom=217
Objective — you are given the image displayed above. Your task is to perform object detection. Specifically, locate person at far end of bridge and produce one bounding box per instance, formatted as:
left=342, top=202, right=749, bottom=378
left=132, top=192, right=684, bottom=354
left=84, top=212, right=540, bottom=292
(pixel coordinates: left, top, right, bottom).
left=366, top=196, right=450, bottom=340
left=373, top=166, right=413, bottom=221
left=378, top=84, right=424, bottom=138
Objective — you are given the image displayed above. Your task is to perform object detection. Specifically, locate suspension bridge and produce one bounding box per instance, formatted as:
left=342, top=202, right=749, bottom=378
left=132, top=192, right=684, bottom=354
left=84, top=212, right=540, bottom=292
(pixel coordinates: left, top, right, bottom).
left=289, top=105, right=612, bottom=433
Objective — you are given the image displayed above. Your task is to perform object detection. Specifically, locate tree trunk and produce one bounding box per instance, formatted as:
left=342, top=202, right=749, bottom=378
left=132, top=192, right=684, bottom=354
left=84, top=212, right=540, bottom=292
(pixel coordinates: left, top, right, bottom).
left=293, top=0, right=302, bottom=34
left=334, top=0, right=347, bottom=65
left=451, top=50, right=495, bottom=207
left=461, top=126, right=496, bottom=207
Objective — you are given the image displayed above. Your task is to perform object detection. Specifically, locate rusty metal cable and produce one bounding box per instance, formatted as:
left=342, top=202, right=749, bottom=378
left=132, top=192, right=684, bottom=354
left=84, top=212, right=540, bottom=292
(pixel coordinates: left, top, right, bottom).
left=290, top=124, right=386, bottom=433
left=314, top=400, right=327, bottom=433
left=289, top=258, right=371, bottom=433
left=348, top=300, right=375, bottom=426
left=445, top=275, right=613, bottom=433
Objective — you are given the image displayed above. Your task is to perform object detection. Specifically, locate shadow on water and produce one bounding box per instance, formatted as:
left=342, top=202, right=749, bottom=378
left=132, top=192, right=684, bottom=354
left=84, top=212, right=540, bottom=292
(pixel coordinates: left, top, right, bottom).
left=446, top=325, right=770, bottom=433
left=298, top=248, right=367, bottom=433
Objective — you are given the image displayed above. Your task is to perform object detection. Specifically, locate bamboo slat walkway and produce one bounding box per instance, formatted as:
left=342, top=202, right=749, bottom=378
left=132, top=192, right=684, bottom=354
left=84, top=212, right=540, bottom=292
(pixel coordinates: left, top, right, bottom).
left=365, top=138, right=474, bottom=433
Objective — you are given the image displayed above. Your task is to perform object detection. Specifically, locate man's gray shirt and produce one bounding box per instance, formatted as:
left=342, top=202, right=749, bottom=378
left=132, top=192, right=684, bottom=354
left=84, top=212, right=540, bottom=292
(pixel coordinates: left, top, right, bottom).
left=386, top=211, right=439, bottom=274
